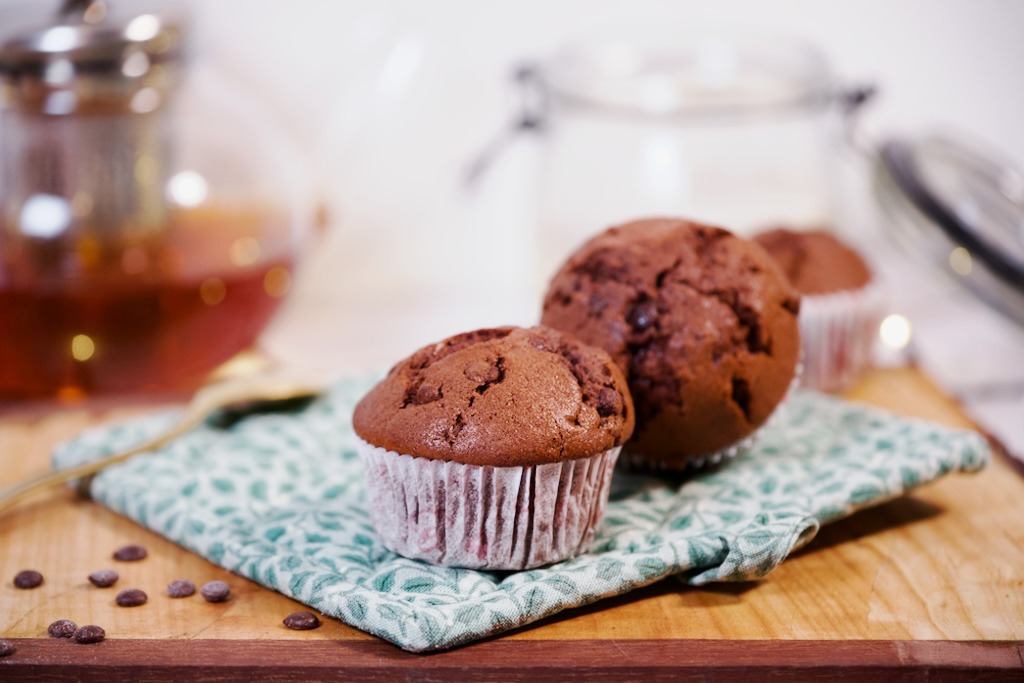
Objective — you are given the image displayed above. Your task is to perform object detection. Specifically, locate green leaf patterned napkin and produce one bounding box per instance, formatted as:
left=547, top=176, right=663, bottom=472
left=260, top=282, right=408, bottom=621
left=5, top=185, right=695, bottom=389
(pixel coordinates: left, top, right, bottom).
left=53, top=376, right=989, bottom=652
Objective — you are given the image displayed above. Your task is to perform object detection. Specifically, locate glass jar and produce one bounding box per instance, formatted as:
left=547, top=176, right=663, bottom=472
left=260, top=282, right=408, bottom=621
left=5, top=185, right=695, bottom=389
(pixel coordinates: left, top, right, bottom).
left=0, top=0, right=310, bottom=400
left=530, top=27, right=864, bottom=284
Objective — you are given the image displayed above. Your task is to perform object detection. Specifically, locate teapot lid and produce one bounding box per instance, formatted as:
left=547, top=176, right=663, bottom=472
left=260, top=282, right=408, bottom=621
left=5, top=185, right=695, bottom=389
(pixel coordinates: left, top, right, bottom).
left=0, top=0, right=185, bottom=77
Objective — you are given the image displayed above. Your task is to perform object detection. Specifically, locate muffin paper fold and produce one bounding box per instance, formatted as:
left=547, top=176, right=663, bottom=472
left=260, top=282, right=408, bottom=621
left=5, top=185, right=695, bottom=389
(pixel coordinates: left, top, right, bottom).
left=53, top=374, right=989, bottom=653
left=799, top=281, right=887, bottom=392
left=357, top=441, right=619, bottom=569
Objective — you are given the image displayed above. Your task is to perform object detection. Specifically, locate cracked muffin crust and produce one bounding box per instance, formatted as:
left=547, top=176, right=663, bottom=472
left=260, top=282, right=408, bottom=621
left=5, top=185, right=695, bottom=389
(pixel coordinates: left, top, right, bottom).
left=352, top=326, right=634, bottom=466
left=541, top=217, right=801, bottom=467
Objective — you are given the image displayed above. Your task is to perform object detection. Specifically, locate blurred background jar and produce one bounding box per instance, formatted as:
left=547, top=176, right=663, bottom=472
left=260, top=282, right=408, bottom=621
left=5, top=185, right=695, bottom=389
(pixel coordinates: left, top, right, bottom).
left=528, top=26, right=869, bottom=285
left=0, top=0, right=311, bottom=401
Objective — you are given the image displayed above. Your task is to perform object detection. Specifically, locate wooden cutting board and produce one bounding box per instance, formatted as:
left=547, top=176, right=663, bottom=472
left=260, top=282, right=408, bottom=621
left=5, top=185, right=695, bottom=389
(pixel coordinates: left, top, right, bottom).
left=1, top=367, right=1022, bottom=681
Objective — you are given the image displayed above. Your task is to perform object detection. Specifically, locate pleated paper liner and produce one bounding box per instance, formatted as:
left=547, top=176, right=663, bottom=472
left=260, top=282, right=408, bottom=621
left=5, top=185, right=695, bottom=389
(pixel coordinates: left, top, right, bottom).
left=356, top=439, right=620, bottom=570
left=798, top=281, right=887, bottom=392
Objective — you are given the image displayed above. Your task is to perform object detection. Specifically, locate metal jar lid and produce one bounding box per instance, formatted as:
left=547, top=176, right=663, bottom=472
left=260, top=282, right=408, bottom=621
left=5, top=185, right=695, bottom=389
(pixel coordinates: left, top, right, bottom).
left=875, top=134, right=1024, bottom=325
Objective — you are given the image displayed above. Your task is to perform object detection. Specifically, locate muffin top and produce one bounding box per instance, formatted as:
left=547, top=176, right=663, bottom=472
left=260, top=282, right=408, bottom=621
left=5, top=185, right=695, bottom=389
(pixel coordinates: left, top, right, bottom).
left=753, top=228, right=872, bottom=295
left=541, top=218, right=801, bottom=463
left=352, top=326, right=634, bottom=466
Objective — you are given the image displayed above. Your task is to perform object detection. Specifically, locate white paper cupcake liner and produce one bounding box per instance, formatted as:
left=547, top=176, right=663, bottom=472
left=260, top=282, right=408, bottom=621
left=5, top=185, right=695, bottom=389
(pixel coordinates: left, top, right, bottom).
left=356, top=439, right=621, bottom=570
left=798, top=281, right=886, bottom=392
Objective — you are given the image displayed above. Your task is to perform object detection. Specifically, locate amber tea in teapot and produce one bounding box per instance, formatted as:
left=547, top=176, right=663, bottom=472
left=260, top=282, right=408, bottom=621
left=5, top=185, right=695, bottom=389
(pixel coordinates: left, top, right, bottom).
left=0, top=205, right=294, bottom=399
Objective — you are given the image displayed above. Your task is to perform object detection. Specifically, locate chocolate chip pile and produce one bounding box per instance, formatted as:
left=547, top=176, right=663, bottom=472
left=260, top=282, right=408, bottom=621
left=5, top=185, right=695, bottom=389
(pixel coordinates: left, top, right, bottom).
left=3, top=541, right=323, bottom=659
left=43, top=619, right=105, bottom=644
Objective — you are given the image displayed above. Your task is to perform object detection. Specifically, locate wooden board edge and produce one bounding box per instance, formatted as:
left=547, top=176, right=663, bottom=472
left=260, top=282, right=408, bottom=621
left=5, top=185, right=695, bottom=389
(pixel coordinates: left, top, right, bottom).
left=0, top=638, right=1021, bottom=681
left=989, top=433, right=1024, bottom=479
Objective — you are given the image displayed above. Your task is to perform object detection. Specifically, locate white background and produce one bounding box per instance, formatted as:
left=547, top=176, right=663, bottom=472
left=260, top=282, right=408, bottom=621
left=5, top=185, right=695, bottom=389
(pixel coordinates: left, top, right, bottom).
left=5, top=0, right=1024, bottom=360
left=176, top=0, right=1024, bottom=368
left=189, top=0, right=1024, bottom=169
left=182, top=0, right=1024, bottom=458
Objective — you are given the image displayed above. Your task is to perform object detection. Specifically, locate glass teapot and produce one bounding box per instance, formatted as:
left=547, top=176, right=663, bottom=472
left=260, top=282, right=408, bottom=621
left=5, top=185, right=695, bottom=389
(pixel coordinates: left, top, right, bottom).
left=0, top=0, right=310, bottom=400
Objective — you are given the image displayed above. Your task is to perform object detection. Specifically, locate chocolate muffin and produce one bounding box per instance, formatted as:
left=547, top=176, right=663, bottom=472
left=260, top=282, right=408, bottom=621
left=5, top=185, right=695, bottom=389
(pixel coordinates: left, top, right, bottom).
left=753, top=228, right=872, bottom=295
left=353, top=325, right=634, bottom=569
left=754, top=228, right=884, bottom=391
left=541, top=217, right=801, bottom=470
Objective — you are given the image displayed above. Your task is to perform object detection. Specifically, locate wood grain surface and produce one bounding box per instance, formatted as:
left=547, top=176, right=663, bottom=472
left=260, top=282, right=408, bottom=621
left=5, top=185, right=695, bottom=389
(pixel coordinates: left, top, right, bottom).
left=1, top=367, right=1022, bottom=680
left=1, top=639, right=1021, bottom=682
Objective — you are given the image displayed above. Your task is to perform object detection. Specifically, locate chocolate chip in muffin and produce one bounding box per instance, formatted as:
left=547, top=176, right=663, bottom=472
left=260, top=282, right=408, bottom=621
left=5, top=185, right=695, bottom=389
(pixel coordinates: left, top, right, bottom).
left=0, top=639, right=14, bottom=657
left=73, top=625, right=106, bottom=644
left=13, top=569, right=43, bottom=589
left=115, top=588, right=148, bottom=607
left=88, top=569, right=119, bottom=588
left=463, top=359, right=503, bottom=385
left=283, top=611, right=321, bottom=630
left=200, top=580, right=230, bottom=603
left=596, top=386, right=622, bottom=418
left=112, top=544, right=147, bottom=562
left=48, top=619, right=78, bottom=638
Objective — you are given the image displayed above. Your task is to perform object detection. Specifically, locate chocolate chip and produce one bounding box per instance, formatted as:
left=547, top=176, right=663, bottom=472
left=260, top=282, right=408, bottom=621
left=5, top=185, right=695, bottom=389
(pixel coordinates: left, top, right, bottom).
left=0, top=639, right=14, bottom=657
left=283, top=611, right=321, bottom=631
left=74, top=625, right=105, bottom=644
left=48, top=619, right=77, bottom=638
left=596, top=386, right=622, bottom=418
left=13, top=570, right=43, bottom=589
left=200, top=580, right=230, bottom=603
left=411, top=383, right=442, bottom=405
left=463, top=360, right=501, bottom=384
left=731, top=376, right=753, bottom=422
left=166, top=579, right=196, bottom=598
left=115, top=588, right=148, bottom=607
left=587, top=292, right=609, bottom=315
left=575, top=252, right=625, bottom=283
left=112, top=544, right=147, bottom=562
left=88, top=569, right=119, bottom=588
left=626, top=298, right=658, bottom=331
